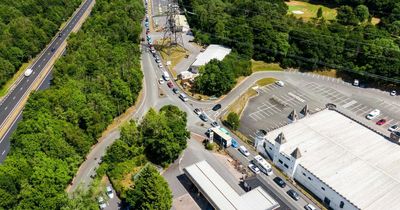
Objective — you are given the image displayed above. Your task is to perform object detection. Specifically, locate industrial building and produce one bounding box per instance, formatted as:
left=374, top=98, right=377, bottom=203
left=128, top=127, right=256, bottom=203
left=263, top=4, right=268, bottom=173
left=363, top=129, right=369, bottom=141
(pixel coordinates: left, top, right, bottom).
left=190, top=44, right=231, bottom=72
left=256, top=110, right=400, bottom=210
left=184, top=161, right=279, bottom=210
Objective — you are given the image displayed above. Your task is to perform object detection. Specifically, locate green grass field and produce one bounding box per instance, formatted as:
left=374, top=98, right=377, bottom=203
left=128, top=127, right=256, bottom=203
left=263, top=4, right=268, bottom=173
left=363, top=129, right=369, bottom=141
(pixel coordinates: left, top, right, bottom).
left=286, top=1, right=337, bottom=20
left=286, top=1, right=380, bottom=24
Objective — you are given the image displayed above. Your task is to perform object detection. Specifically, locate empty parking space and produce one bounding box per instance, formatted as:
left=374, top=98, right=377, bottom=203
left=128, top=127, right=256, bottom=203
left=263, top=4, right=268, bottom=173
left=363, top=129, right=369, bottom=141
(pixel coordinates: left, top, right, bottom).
left=240, top=83, right=325, bottom=136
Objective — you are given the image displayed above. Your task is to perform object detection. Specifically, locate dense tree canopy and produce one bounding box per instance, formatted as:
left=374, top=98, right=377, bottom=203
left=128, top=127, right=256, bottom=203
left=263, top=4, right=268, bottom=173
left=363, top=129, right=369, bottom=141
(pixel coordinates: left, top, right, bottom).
left=0, top=0, right=144, bottom=209
left=194, top=53, right=251, bottom=96
left=125, top=164, right=172, bottom=210
left=182, top=0, right=400, bottom=88
left=140, top=107, right=190, bottom=166
left=103, top=105, right=186, bottom=208
left=0, top=0, right=81, bottom=88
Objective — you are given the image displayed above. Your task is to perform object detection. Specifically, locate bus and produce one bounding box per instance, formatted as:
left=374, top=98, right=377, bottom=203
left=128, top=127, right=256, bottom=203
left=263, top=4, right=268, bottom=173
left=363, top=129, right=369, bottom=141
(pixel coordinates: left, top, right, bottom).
left=254, top=155, right=273, bottom=176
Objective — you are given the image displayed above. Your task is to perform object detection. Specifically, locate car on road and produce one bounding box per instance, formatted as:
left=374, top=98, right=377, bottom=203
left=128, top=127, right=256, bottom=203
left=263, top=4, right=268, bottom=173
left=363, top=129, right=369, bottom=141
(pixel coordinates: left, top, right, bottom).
left=158, top=63, right=163, bottom=68
left=238, top=145, right=250, bottom=157
left=287, top=189, right=300, bottom=201
left=304, top=204, right=317, bottom=210
left=167, top=81, right=173, bottom=88
left=248, top=164, right=260, bottom=174
left=106, top=186, right=114, bottom=198
left=158, top=78, right=164, bottom=84
left=212, top=104, right=222, bottom=111
left=199, top=113, right=208, bottom=122
left=24, top=68, right=33, bottom=77
left=194, top=108, right=202, bottom=115
left=231, top=139, right=239, bottom=148
left=366, top=109, right=380, bottom=120
left=97, top=197, right=107, bottom=209
left=179, top=93, right=188, bottom=102
left=388, top=124, right=399, bottom=132
left=390, top=90, right=397, bottom=96
left=172, top=87, right=179, bottom=94
left=58, top=32, right=63, bottom=37
left=376, top=119, right=387, bottom=125
left=353, top=79, right=359, bottom=86
left=211, top=121, right=219, bottom=127
left=51, top=47, right=56, bottom=52
left=150, top=49, right=156, bottom=54
left=275, top=80, right=285, bottom=87
left=273, top=177, right=286, bottom=188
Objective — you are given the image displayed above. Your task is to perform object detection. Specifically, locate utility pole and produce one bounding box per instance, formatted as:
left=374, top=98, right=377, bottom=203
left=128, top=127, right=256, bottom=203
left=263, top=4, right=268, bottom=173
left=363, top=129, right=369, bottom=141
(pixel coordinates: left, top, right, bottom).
left=162, top=0, right=184, bottom=56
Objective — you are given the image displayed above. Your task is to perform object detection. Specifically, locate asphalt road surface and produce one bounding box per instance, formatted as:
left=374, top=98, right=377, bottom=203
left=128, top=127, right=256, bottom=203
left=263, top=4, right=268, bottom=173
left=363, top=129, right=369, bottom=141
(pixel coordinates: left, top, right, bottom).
left=0, top=0, right=94, bottom=162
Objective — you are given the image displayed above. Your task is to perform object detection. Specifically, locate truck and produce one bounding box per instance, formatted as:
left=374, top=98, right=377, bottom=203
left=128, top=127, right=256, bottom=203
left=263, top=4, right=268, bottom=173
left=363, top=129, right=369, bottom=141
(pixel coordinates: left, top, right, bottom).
left=253, top=155, right=273, bottom=176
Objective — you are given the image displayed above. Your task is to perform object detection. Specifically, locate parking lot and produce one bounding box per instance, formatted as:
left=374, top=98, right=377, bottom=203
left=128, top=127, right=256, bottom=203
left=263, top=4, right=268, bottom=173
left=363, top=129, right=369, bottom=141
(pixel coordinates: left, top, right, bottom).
left=304, top=82, right=400, bottom=132
left=239, top=82, right=325, bottom=139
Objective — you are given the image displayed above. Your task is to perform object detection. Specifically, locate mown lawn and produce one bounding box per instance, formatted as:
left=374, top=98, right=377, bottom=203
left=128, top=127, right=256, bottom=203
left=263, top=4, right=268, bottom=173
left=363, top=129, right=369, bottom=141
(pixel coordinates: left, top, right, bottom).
left=286, top=1, right=337, bottom=20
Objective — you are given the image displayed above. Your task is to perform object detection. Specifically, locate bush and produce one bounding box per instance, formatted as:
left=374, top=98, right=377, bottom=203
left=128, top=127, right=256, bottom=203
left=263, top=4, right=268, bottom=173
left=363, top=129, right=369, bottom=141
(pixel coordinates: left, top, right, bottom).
left=224, top=112, right=240, bottom=130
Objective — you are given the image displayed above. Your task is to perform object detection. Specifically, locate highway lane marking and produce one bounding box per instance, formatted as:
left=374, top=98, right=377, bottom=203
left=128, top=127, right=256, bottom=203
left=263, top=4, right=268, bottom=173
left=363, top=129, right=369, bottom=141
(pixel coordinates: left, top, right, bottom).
left=12, top=96, right=15, bottom=100
left=26, top=79, right=29, bottom=82
left=1, top=150, right=5, bottom=155
left=4, top=107, right=7, bottom=110
left=20, top=87, right=23, bottom=91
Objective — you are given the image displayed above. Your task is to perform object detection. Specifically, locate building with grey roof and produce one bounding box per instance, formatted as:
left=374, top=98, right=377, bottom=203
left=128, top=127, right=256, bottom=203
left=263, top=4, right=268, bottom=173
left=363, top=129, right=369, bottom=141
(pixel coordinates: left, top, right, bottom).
left=257, top=109, right=400, bottom=210
left=184, top=160, right=279, bottom=210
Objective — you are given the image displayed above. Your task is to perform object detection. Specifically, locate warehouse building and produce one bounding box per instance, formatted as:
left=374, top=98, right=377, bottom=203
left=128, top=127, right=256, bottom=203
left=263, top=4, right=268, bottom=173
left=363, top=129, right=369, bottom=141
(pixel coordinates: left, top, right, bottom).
left=258, top=110, right=400, bottom=210
left=190, top=44, right=231, bottom=72
left=184, top=161, right=279, bottom=210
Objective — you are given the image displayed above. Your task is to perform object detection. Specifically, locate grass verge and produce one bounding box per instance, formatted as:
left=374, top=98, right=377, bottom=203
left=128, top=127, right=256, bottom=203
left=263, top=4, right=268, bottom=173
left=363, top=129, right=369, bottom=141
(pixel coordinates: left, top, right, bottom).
left=225, top=77, right=277, bottom=118
left=251, top=60, right=282, bottom=72
left=158, top=42, right=188, bottom=78
left=0, top=62, right=31, bottom=98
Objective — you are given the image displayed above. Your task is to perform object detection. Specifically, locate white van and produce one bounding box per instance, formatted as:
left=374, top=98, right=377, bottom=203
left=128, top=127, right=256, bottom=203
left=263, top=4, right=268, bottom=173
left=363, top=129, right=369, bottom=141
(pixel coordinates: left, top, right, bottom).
left=162, top=71, right=170, bottom=81
left=24, top=68, right=33, bottom=77
left=239, top=145, right=250, bottom=157
left=179, top=93, right=188, bottom=102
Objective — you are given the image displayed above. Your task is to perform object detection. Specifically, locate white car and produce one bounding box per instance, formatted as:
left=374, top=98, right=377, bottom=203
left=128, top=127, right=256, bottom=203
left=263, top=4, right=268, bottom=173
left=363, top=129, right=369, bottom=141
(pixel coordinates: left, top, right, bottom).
left=390, top=90, right=397, bottom=96
left=239, top=145, right=250, bottom=157
left=158, top=78, right=164, bottom=84
left=106, top=186, right=114, bottom=199
left=97, top=197, right=107, bottom=209
left=388, top=124, right=398, bottom=132
left=24, top=68, right=33, bottom=77
left=158, top=63, right=163, bottom=68
left=304, top=204, right=317, bottom=210
left=275, top=80, right=284, bottom=87
left=353, top=79, right=359, bottom=86
left=366, top=109, right=380, bottom=120
left=193, top=108, right=202, bottom=115
left=248, top=164, right=260, bottom=174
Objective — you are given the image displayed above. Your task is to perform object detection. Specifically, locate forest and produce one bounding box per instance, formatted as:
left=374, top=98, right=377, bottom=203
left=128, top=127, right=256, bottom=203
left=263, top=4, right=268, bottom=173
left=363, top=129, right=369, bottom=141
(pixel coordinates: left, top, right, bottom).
left=183, top=0, right=400, bottom=96
left=0, top=0, right=82, bottom=88
left=0, top=0, right=144, bottom=208
left=98, top=105, right=189, bottom=209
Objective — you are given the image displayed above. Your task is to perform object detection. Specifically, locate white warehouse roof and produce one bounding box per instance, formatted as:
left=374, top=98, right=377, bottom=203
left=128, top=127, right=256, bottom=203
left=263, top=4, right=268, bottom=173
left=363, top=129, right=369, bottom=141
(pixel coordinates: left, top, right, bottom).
left=184, top=161, right=279, bottom=210
left=266, top=110, right=400, bottom=210
left=191, top=44, right=231, bottom=67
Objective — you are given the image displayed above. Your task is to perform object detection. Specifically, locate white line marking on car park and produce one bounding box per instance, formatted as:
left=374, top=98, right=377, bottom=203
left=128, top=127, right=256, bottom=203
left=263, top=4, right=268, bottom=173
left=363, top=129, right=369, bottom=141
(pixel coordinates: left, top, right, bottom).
left=288, top=92, right=305, bottom=103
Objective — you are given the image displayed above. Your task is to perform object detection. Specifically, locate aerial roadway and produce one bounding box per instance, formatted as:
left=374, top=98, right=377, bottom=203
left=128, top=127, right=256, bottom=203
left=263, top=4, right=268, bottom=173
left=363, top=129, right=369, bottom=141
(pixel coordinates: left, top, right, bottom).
left=0, top=0, right=94, bottom=162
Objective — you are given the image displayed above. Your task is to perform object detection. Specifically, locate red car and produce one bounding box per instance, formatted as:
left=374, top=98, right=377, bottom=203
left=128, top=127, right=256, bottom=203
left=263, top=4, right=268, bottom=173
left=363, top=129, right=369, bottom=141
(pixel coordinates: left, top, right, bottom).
left=167, top=81, right=174, bottom=88
left=376, top=119, right=387, bottom=125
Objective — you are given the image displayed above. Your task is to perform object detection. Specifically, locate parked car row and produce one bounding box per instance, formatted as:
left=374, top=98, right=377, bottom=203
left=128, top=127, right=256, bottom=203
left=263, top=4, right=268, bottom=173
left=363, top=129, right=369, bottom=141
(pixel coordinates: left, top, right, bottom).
left=365, top=109, right=399, bottom=131
left=97, top=186, right=114, bottom=209
left=353, top=79, right=397, bottom=96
